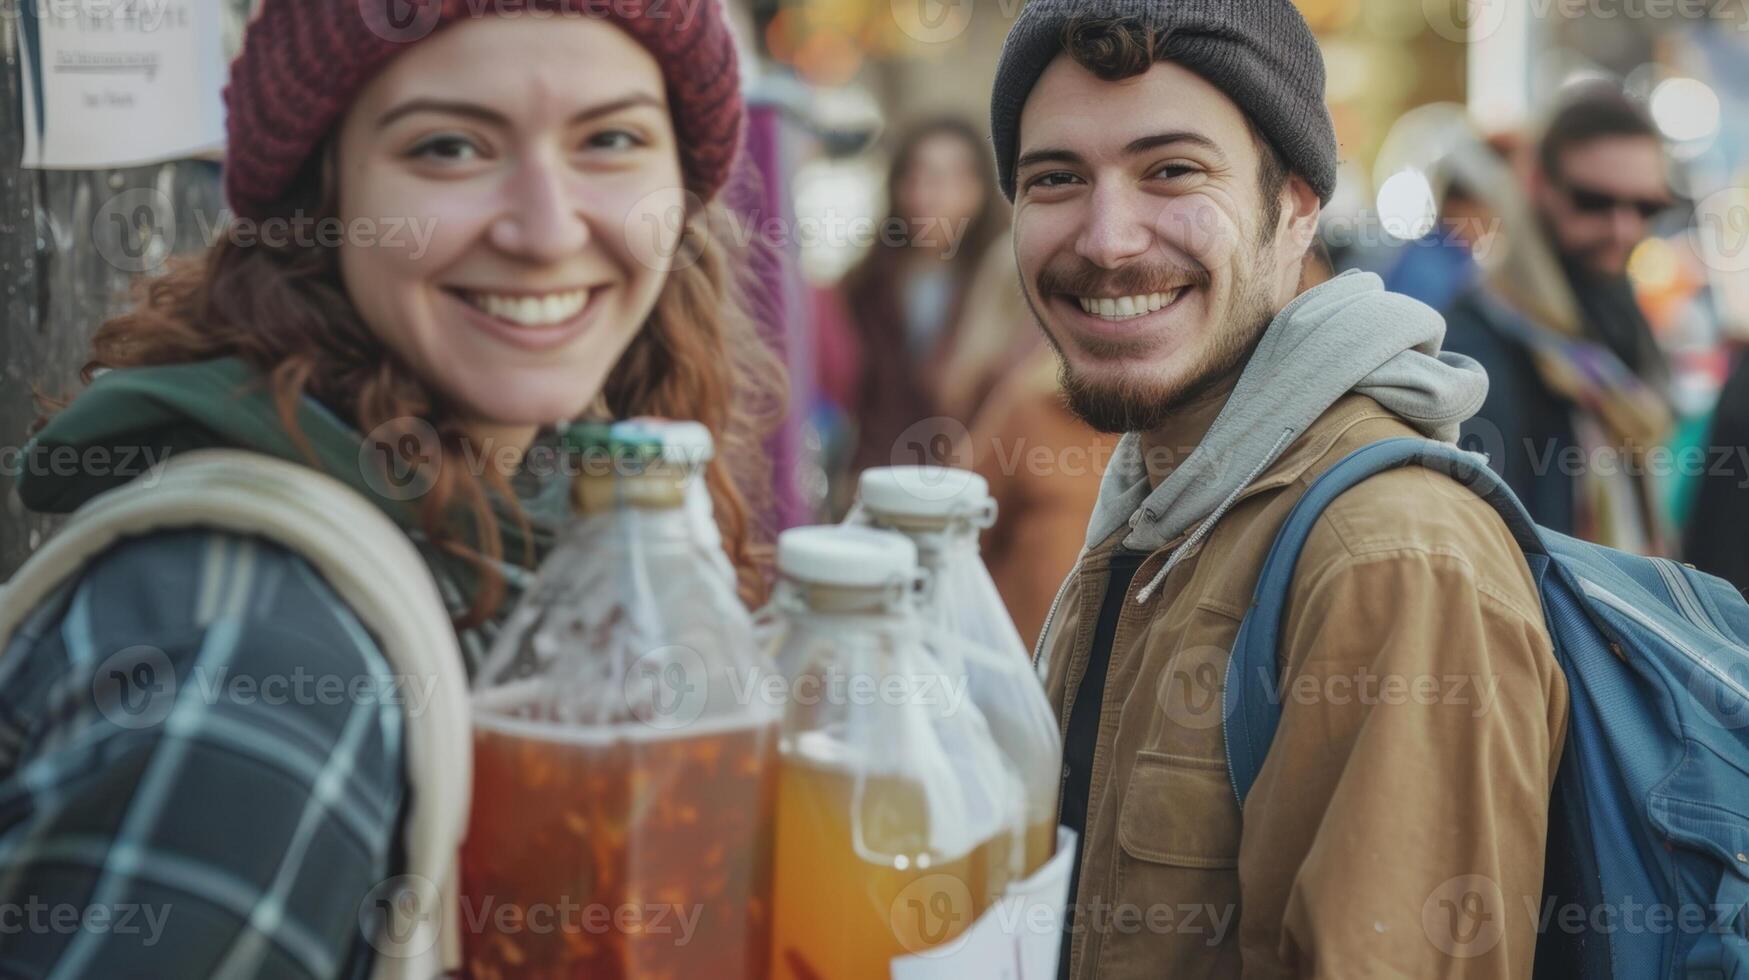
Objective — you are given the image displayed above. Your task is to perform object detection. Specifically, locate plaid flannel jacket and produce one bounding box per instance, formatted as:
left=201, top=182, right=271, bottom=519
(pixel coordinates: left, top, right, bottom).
left=0, top=528, right=406, bottom=979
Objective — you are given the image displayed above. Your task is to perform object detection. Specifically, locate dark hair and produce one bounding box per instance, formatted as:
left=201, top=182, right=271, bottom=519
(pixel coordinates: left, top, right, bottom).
left=1060, top=15, right=1290, bottom=231
left=1538, top=88, right=1660, bottom=181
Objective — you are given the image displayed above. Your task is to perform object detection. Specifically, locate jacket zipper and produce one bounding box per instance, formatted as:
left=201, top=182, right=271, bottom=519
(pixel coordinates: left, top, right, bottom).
left=1226, top=736, right=1245, bottom=809
left=1032, top=552, right=1085, bottom=675
left=1577, top=576, right=1749, bottom=704
left=1651, top=557, right=1735, bottom=648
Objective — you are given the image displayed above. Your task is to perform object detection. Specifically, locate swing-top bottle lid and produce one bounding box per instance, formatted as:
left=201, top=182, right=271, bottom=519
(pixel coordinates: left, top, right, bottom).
left=777, top=526, right=917, bottom=588
left=858, top=466, right=989, bottom=518
left=562, top=418, right=715, bottom=473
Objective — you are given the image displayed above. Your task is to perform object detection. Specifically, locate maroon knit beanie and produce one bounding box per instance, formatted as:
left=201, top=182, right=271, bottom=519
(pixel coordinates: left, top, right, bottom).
left=223, top=0, right=743, bottom=219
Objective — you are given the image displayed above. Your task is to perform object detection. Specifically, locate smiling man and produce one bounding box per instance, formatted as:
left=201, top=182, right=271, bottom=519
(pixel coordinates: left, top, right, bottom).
left=990, top=3, right=1569, bottom=977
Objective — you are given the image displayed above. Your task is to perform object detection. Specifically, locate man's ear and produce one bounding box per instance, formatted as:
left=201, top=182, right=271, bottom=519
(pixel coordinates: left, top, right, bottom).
left=1282, top=173, right=1321, bottom=255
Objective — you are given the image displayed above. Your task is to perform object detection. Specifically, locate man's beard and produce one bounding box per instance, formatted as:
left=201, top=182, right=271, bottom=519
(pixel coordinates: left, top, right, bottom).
left=1539, top=211, right=1629, bottom=280
left=1026, top=252, right=1279, bottom=435
left=1552, top=238, right=1667, bottom=384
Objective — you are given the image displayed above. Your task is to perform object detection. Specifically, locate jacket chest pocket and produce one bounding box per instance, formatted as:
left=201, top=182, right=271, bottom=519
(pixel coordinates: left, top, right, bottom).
left=1094, top=751, right=1245, bottom=978
left=1117, top=751, right=1239, bottom=868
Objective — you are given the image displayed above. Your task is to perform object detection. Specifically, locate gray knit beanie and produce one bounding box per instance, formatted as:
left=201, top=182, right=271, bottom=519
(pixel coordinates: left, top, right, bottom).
left=990, top=0, right=1339, bottom=204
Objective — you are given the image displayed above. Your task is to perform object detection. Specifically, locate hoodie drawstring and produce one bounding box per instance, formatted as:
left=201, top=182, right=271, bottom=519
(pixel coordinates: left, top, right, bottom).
left=1134, top=426, right=1298, bottom=604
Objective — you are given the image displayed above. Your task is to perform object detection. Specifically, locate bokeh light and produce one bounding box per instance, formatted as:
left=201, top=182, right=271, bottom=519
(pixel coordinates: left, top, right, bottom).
left=1650, top=77, right=1721, bottom=144
left=1377, top=168, right=1439, bottom=241
left=1627, top=237, right=1679, bottom=290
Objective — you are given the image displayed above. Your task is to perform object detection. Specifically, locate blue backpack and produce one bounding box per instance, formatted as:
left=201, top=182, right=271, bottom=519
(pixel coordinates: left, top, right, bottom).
left=1224, top=437, right=1749, bottom=978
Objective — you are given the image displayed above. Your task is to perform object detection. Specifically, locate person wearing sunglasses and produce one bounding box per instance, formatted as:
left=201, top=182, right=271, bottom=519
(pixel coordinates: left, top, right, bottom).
left=1554, top=178, right=1672, bottom=227
left=1441, top=88, right=1676, bottom=553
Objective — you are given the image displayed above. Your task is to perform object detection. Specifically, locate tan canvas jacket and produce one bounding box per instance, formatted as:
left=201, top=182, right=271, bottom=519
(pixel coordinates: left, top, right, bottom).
left=1041, top=394, right=1570, bottom=979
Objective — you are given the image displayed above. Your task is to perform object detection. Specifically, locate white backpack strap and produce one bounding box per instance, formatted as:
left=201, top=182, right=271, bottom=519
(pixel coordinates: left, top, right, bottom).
left=0, top=449, right=469, bottom=978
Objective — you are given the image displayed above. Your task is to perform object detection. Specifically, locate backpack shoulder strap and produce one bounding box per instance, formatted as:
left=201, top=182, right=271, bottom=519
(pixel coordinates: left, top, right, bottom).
left=0, top=449, right=469, bottom=977
left=1222, top=437, right=1549, bottom=806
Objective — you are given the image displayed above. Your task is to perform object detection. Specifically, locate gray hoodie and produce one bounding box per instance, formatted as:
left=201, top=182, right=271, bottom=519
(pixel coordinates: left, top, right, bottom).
left=1082, top=270, right=1491, bottom=604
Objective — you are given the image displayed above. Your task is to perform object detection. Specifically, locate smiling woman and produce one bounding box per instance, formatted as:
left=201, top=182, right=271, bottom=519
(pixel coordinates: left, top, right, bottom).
left=332, top=19, right=693, bottom=442
left=1, top=2, right=783, bottom=978
left=45, top=6, right=782, bottom=619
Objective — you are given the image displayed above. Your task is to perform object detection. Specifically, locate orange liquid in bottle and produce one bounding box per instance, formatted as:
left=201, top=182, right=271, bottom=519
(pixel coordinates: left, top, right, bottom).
left=1025, top=817, right=1057, bottom=877
left=769, top=743, right=999, bottom=979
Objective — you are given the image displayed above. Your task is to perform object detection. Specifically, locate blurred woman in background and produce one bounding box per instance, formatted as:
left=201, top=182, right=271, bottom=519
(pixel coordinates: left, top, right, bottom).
left=836, top=117, right=1005, bottom=475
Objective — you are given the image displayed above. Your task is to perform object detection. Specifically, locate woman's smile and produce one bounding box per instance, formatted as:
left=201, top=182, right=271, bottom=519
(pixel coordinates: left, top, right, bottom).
left=438, top=284, right=609, bottom=353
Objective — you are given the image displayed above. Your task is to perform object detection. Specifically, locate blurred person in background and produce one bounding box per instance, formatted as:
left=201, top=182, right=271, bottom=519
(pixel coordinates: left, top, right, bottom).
left=1685, top=344, right=1749, bottom=592
left=968, top=343, right=1118, bottom=649
left=1381, top=178, right=1485, bottom=311
left=1443, top=88, right=1675, bottom=552
left=938, top=239, right=1050, bottom=425
left=1380, top=134, right=1511, bottom=312
left=947, top=244, right=1104, bottom=649
left=836, top=117, right=1006, bottom=474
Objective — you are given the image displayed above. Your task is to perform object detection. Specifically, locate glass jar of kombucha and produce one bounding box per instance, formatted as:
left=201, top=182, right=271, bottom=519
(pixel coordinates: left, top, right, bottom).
left=763, top=526, right=1024, bottom=980
left=462, top=420, right=777, bottom=980
left=852, top=466, right=1063, bottom=881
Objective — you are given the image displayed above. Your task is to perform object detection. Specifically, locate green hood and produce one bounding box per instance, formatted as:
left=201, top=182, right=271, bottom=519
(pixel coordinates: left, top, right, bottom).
left=24, top=358, right=406, bottom=518
left=23, top=358, right=558, bottom=641
left=23, top=360, right=566, bottom=672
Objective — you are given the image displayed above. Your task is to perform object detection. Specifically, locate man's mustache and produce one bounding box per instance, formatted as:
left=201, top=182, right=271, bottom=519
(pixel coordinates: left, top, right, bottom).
left=1036, top=260, right=1211, bottom=298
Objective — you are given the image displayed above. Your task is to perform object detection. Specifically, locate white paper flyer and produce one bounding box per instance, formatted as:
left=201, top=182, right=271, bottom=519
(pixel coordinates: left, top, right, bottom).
left=19, top=0, right=228, bottom=169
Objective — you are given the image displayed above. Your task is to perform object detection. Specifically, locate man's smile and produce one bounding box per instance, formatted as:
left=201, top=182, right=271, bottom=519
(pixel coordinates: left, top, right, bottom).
left=1072, top=286, right=1190, bottom=321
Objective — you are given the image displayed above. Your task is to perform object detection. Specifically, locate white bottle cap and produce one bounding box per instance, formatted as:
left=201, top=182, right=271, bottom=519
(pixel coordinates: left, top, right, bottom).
left=858, top=466, right=990, bottom=518
left=777, top=526, right=918, bottom=588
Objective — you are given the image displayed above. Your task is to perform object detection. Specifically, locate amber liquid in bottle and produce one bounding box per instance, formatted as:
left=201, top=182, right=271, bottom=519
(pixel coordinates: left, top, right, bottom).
left=461, top=683, right=778, bottom=980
